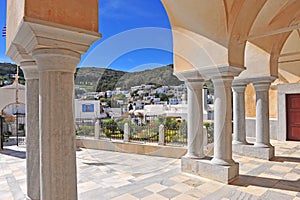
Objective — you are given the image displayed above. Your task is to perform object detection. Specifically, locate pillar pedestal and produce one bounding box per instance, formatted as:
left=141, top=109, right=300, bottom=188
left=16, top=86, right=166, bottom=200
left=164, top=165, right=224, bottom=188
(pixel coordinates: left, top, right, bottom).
left=176, top=66, right=242, bottom=183
left=33, top=48, right=80, bottom=200
left=232, top=77, right=275, bottom=160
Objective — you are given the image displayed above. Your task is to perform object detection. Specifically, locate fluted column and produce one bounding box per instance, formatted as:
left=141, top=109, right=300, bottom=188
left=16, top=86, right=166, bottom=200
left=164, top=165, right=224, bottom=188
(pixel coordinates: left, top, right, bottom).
left=232, top=83, right=247, bottom=144
left=185, top=80, right=205, bottom=158
left=20, top=61, right=40, bottom=200
left=33, top=48, right=80, bottom=200
left=253, top=81, right=272, bottom=148
left=211, top=77, right=235, bottom=166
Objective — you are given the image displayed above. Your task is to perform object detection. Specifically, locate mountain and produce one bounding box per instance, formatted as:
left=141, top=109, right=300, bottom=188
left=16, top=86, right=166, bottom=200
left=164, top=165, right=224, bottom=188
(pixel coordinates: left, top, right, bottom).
left=0, top=63, right=25, bottom=86
left=75, top=64, right=183, bottom=92
left=1, top=62, right=184, bottom=92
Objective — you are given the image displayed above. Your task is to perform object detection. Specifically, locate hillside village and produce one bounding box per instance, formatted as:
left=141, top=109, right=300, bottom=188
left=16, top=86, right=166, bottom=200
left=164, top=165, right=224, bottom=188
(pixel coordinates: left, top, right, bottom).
left=74, top=66, right=214, bottom=123
left=61, top=64, right=212, bottom=124
left=0, top=63, right=214, bottom=125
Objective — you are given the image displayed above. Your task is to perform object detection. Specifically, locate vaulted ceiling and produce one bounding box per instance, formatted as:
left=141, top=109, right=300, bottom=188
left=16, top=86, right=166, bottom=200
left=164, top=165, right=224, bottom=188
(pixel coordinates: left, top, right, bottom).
left=162, top=0, right=300, bottom=82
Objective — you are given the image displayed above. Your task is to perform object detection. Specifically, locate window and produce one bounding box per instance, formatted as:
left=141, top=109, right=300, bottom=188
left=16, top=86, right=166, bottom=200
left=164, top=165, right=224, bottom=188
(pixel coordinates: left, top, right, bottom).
left=82, top=104, right=94, bottom=112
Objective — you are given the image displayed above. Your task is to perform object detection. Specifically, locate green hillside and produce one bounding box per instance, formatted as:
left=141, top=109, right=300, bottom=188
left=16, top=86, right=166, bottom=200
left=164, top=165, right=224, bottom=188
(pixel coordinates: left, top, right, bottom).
left=0, top=63, right=25, bottom=85
left=113, top=64, right=182, bottom=90
left=1, top=63, right=184, bottom=92
left=75, top=64, right=183, bottom=92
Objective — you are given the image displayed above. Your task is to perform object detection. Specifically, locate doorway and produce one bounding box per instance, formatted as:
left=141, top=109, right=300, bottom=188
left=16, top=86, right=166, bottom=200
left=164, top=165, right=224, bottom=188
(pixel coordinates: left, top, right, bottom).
left=286, top=94, right=300, bottom=141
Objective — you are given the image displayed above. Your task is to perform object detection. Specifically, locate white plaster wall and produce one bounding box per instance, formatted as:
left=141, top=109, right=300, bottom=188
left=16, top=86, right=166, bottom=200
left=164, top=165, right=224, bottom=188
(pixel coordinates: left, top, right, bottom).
left=74, top=99, right=100, bottom=119
left=245, top=117, right=278, bottom=140
left=277, top=83, right=300, bottom=141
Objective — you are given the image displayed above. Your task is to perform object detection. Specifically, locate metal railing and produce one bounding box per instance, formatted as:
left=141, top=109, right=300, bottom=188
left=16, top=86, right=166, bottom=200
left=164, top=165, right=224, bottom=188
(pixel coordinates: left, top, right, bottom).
left=76, top=118, right=214, bottom=147
left=129, top=124, right=159, bottom=143
left=164, top=126, right=187, bottom=146
left=101, top=122, right=124, bottom=140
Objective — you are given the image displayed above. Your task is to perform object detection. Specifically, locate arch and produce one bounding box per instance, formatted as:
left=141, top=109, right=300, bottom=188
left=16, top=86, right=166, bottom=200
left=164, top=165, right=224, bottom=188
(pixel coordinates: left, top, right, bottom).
left=161, top=0, right=228, bottom=47
left=228, top=0, right=267, bottom=68
left=1, top=102, right=25, bottom=117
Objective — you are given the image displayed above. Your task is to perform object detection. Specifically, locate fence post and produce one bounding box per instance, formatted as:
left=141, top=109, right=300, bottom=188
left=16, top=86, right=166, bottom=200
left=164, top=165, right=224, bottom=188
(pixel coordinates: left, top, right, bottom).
left=124, top=123, right=130, bottom=142
left=203, top=126, right=208, bottom=147
left=158, top=124, right=165, bottom=145
left=94, top=119, right=100, bottom=139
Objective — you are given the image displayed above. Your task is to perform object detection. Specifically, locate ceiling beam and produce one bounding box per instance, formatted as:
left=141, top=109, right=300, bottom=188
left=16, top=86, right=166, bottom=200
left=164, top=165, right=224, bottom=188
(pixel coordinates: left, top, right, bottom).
left=248, top=25, right=300, bottom=40
left=278, top=58, right=300, bottom=63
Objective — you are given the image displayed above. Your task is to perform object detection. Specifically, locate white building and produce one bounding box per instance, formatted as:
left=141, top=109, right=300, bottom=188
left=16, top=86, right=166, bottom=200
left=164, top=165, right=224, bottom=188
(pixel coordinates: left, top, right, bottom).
left=74, top=99, right=104, bottom=120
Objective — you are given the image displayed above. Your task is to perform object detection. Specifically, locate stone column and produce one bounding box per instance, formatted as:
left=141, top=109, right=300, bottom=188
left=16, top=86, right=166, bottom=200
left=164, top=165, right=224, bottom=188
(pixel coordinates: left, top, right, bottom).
left=211, top=77, right=235, bottom=166
left=232, top=83, right=247, bottom=144
left=32, top=48, right=80, bottom=200
left=158, top=124, right=165, bottom=145
left=253, top=81, right=272, bottom=148
left=185, top=80, right=205, bottom=159
left=21, top=61, right=40, bottom=200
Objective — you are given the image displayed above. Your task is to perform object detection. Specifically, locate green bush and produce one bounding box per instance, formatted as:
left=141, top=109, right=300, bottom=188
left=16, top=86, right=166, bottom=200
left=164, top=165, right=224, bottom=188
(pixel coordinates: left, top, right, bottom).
left=203, top=121, right=214, bottom=143
left=76, top=125, right=93, bottom=136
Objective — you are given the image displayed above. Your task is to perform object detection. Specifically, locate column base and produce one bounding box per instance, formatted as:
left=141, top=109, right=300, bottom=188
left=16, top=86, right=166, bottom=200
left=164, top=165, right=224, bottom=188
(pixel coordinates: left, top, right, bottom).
left=183, top=154, right=205, bottom=159
left=233, top=143, right=274, bottom=160
left=232, top=140, right=249, bottom=145
left=25, top=195, right=40, bottom=200
left=181, top=157, right=239, bottom=184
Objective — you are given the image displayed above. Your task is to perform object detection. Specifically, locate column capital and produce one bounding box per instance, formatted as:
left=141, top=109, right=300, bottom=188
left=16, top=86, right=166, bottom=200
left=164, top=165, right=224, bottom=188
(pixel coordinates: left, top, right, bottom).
left=212, top=76, right=234, bottom=88
left=246, top=76, right=277, bottom=91
left=232, top=80, right=247, bottom=93
left=198, top=65, right=245, bottom=80
left=186, top=80, right=204, bottom=90
left=20, top=61, right=39, bottom=80
left=174, top=69, right=204, bottom=82
left=6, top=18, right=101, bottom=62
left=6, top=44, right=33, bottom=65
left=32, top=48, right=81, bottom=73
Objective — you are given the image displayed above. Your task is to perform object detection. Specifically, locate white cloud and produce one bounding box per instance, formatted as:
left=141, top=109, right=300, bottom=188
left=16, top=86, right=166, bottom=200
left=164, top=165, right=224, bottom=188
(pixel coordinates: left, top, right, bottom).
left=100, top=0, right=162, bottom=20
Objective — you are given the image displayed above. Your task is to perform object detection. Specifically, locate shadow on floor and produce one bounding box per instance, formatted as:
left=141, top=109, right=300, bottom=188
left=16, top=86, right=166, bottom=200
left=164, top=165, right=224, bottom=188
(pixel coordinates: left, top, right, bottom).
left=270, top=156, right=300, bottom=163
left=83, top=162, right=116, bottom=166
left=0, top=148, right=26, bottom=159
left=231, top=175, right=300, bottom=192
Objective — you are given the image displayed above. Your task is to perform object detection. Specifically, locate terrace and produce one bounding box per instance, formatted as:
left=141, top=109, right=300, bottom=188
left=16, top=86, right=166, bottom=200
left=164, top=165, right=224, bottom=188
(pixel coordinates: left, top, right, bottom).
left=1, top=139, right=299, bottom=199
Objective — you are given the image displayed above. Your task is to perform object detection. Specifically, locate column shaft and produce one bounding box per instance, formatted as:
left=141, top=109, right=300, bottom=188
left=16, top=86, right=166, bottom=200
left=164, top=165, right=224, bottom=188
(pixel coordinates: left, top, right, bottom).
left=232, top=84, right=247, bottom=144
left=21, top=61, right=40, bottom=200
left=185, top=81, right=204, bottom=158
left=211, top=77, right=234, bottom=166
left=254, top=82, right=271, bottom=147
left=33, top=49, right=80, bottom=200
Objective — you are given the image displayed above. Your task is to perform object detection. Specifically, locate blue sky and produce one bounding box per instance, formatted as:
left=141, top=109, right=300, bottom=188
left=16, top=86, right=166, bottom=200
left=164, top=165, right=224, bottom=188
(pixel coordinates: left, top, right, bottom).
left=0, top=0, right=173, bottom=72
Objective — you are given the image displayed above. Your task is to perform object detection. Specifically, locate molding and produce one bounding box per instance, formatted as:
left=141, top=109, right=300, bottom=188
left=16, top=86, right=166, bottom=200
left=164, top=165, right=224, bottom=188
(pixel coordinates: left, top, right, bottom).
left=174, top=65, right=245, bottom=82
left=197, top=65, right=245, bottom=79
left=32, top=48, right=81, bottom=73
left=6, top=17, right=101, bottom=61
left=173, top=69, right=204, bottom=82
left=6, top=44, right=33, bottom=65
left=240, top=76, right=277, bottom=85
left=232, top=78, right=249, bottom=87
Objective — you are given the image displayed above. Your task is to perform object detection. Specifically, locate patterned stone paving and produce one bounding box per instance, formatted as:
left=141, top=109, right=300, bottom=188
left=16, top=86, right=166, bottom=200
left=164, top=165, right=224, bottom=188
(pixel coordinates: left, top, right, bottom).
left=0, top=139, right=300, bottom=200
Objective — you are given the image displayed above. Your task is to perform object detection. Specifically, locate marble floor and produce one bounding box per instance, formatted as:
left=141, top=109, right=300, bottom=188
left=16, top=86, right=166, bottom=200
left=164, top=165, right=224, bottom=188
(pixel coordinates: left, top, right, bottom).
left=0, top=139, right=300, bottom=200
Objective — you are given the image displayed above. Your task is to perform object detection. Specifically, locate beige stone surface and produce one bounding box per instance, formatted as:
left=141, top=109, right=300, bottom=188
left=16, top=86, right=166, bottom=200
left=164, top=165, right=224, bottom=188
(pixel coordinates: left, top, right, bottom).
left=162, top=0, right=300, bottom=84
left=245, top=84, right=278, bottom=118
left=76, top=138, right=187, bottom=159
